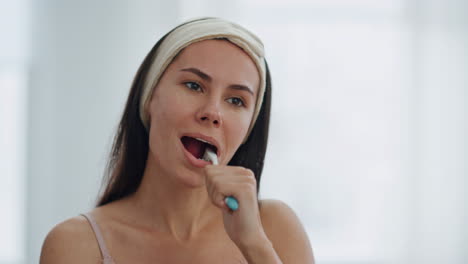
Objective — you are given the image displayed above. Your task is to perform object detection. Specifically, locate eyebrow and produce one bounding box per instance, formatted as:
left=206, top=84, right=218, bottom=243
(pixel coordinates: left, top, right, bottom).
left=180, top=67, right=254, bottom=96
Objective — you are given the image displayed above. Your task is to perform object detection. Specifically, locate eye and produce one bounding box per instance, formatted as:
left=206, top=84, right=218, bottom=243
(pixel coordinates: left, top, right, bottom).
left=184, top=81, right=202, bottom=92
left=226, top=97, right=245, bottom=107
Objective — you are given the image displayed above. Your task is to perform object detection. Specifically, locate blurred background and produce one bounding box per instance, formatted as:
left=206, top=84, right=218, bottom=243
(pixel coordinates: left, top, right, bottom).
left=1, top=0, right=466, bottom=263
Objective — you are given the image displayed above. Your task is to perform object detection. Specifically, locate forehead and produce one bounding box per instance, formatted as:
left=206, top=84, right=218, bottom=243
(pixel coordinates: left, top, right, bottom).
left=169, top=39, right=260, bottom=94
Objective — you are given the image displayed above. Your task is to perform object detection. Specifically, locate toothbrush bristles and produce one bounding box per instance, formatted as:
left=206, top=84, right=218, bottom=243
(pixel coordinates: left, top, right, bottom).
left=203, top=148, right=218, bottom=165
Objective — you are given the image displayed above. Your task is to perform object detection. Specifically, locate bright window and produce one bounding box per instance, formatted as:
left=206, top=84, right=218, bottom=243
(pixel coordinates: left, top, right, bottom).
left=0, top=66, right=27, bottom=264
left=0, top=0, right=29, bottom=263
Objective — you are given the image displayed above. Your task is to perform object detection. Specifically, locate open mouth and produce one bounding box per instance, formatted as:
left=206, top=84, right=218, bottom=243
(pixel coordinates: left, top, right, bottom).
left=181, top=136, right=218, bottom=160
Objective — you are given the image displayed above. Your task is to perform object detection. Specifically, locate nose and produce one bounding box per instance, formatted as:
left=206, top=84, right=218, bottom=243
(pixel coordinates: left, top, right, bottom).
left=196, top=102, right=222, bottom=128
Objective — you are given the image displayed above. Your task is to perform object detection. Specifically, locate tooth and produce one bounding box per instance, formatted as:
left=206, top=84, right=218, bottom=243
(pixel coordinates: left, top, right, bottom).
left=195, top=137, right=210, bottom=144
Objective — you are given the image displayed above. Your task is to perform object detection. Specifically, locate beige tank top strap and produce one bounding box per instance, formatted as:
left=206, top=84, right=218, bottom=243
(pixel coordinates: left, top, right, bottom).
left=81, top=213, right=115, bottom=264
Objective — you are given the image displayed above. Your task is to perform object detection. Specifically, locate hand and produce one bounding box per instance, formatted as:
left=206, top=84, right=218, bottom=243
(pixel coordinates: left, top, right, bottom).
left=204, top=165, right=266, bottom=247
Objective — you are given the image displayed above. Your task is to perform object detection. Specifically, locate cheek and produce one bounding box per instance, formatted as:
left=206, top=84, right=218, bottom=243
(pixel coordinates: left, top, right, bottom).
left=224, top=111, right=252, bottom=153
left=147, top=90, right=188, bottom=148
left=151, top=90, right=188, bottom=127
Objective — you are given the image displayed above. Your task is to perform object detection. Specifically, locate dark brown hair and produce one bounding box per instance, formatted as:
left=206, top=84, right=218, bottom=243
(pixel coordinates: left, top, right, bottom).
left=96, top=22, right=272, bottom=207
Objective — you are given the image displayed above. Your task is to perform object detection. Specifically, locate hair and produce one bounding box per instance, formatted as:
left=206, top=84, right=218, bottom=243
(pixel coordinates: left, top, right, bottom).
left=96, top=22, right=272, bottom=207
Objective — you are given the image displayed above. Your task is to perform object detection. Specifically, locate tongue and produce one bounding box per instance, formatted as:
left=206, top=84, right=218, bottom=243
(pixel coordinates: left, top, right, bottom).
left=182, top=137, right=206, bottom=159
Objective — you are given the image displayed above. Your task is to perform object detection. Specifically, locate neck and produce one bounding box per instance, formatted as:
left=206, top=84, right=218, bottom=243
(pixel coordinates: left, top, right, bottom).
left=123, top=152, right=221, bottom=242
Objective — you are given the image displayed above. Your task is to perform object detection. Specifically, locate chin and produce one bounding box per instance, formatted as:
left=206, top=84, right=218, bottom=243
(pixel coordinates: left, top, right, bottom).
left=174, top=169, right=206, bottom=189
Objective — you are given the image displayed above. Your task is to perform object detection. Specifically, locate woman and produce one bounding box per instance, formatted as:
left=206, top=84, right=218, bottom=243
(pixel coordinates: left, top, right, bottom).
left=40, top=17, right=315, bottom=263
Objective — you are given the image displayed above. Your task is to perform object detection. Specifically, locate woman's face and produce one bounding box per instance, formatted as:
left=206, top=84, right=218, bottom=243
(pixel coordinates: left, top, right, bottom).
left=146, top=39, right=260, bottom=187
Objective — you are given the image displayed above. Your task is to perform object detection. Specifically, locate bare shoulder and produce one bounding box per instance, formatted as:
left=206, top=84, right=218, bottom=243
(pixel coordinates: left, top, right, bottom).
left=259, top=199, right=315, bottom=264
left=40, top=215, right=101, bottom=264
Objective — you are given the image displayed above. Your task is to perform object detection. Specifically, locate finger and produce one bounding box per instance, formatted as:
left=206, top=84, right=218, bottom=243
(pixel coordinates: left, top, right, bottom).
left=205, top=166, right=255, bottom=183
left=209, top=181, right=257, bottom=209
left=205, top=172, right=256, bottom=201
left=207, top=182, right=238, bottom=209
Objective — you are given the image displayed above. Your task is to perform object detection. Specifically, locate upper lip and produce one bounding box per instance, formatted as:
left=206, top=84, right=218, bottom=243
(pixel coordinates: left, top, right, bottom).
left=181, top=132, right=221, bottom=157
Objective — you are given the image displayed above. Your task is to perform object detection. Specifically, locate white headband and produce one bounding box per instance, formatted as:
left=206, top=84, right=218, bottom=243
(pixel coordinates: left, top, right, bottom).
left=139, top=17, right=267, bottom=142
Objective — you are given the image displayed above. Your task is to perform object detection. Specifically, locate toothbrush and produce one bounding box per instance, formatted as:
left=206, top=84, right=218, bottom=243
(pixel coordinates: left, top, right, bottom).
left=203, top=149, right=239, bottom=211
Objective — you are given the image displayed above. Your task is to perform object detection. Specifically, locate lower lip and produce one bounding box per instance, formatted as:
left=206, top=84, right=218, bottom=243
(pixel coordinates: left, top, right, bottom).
left=180, top=141, right=212, bottom=168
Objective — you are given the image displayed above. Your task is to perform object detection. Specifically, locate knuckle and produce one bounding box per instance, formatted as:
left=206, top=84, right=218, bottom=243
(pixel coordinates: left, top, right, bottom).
left=242, top=182, right=256, bottom=191
left=242, top=167, right=252, bottom=173
left=246, top=174, right=256, bottom=183
left=240, top=167, right=254, bottom=177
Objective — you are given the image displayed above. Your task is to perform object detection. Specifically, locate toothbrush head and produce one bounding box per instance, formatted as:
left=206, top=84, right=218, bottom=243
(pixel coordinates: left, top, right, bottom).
left=203, top=148, right=218, bottom=165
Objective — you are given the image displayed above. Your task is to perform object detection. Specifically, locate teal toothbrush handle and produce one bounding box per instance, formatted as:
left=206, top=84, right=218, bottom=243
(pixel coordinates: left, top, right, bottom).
left=225, top=196, right=239, bottom=211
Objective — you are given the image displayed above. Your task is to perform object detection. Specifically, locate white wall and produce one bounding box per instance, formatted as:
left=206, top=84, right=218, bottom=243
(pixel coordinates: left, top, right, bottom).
left=407, top=0, right=467, bottom=262
left=26, top=1, right=179, bottom=263
left=0, top=0, right=29, bottom=263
